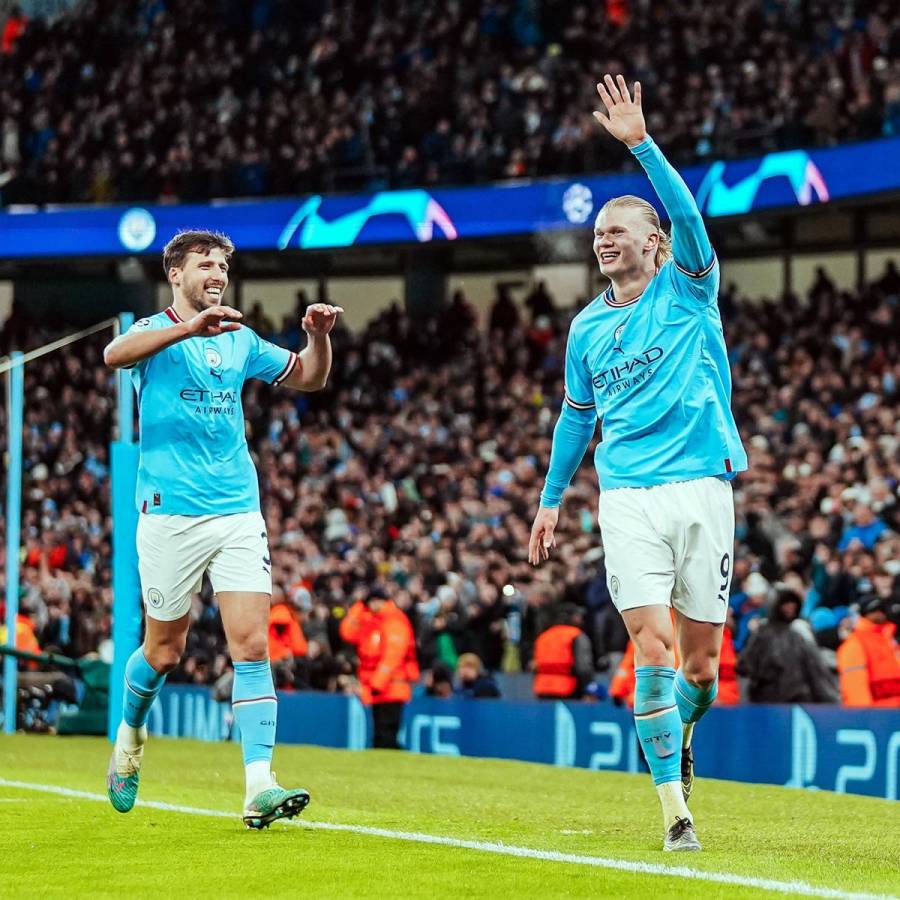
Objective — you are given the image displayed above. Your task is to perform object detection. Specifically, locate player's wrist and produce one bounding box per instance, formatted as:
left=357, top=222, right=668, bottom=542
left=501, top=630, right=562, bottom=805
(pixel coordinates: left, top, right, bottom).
left=625, top=131, right=649, bottom=149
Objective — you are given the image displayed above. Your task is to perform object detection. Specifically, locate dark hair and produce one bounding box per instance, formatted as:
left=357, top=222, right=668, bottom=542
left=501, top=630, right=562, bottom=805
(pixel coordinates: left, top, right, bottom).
left=162, top=230, right=234, bottom=278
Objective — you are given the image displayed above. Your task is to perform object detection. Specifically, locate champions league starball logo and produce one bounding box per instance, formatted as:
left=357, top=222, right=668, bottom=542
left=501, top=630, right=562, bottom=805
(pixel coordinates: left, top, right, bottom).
left=277, top=190, right=458, bottom=250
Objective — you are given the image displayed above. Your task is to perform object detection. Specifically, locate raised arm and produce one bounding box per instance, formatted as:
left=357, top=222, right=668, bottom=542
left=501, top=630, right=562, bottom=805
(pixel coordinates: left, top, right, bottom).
left=103, top=306, right=243, bottom=369
left=281, top=303, right=343, bottom=392
left=594, top=74, right=714, bottom=277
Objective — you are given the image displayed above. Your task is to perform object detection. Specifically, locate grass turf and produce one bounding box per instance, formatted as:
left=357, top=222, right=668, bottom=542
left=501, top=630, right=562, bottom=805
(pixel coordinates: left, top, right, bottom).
left=0, top=734, right=897, bottom=899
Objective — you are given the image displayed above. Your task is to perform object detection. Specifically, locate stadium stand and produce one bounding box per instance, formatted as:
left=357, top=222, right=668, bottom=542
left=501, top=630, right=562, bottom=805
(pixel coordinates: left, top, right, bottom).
left=2, top=0, right=900, bottom=204
left=2, top=264, right=898, bottom=701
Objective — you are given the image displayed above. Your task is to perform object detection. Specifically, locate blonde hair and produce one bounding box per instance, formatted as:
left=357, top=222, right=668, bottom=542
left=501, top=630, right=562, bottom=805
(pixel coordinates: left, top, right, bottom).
left=598, top=195, right=672, bottom=269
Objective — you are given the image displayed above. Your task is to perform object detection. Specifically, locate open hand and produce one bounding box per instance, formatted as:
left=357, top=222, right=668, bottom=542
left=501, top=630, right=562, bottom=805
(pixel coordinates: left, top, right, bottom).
left=186, top=306, right=242, bottom=337
left=528, top=506, right=560, bottom=566
left=593, top=74, right=647, bottom=148
left=302, top=303, right=344, bottom=336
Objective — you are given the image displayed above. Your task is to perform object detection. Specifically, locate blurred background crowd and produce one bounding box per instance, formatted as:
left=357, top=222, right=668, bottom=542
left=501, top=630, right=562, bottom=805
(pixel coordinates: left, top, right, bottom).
left=2, top=260, right=898, bottom=707
left=2, top=0, right=900, bottom=204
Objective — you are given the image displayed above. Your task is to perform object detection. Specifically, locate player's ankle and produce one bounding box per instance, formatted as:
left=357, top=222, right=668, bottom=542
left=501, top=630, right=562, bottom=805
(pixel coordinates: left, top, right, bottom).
left=117, top=720, right=146, bottom=751
left=657, top=779, right=690, bottom=829
left=245, top=759, right=273, bottom=800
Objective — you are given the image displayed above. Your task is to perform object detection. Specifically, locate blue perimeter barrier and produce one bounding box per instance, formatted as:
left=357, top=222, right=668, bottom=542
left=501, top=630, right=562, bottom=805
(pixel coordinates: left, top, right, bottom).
left=151, top=685, right=900, bottom=801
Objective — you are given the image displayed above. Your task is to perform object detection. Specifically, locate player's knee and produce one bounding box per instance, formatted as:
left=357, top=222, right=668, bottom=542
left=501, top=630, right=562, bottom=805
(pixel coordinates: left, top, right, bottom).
left=144, top=644, right=183, bottom=673
left=632, top=631, right=674, bottom=667
left=681, top=655, right=718, bottom=687
left=230, top=635, right=268, bottom=662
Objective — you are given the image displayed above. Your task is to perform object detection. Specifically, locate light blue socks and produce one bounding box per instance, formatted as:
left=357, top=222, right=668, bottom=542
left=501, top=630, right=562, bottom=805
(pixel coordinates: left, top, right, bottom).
left=674, top=668, right=718, bottom=725
left=634, top=666, right=682, bottom=785
left=123, top=649, right=167, bottom=728
left=232, top=659, right=278, bottom=766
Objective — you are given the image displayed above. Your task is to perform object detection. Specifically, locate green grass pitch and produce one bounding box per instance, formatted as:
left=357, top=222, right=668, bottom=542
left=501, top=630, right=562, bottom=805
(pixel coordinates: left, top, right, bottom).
left=0, top=734, right=897, bottom=899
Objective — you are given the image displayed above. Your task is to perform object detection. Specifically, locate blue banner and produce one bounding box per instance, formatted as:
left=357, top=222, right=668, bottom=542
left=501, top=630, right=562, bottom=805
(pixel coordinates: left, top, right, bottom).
left=153, top=686, right=900, bottom=801
left=2, top=137, right=900, bottom=260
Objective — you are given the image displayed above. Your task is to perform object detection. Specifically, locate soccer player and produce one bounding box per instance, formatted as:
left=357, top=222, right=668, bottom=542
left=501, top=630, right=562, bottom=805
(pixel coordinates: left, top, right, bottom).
left=103, top=229, right=343, bottom=828
left=528, top=76, right=747, bottom=852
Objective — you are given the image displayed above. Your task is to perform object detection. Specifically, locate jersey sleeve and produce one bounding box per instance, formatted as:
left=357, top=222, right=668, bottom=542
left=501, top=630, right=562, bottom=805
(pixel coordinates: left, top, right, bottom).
left=245, top=329, right=297, bottom=385
left=563, top=323, right=595, bottom=412
left=630, top=135, right=718, bottom=304
left=540, top=322, right=597, bottom=508
left=122, top=314, right=167, bottom=372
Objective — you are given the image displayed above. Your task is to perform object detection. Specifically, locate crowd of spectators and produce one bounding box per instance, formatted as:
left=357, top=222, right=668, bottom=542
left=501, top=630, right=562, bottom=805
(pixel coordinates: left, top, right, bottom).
left=1, top=260, right=898, bottom=706
left=2, top=0, right=900, bottom=205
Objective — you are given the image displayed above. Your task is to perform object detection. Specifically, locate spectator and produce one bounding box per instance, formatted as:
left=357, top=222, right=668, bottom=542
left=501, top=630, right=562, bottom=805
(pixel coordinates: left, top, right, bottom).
left=2, top=1, right=898, bottom=205
left=837, top=502, right=889, bottom=551
left=1, top=5, right=26, bottom=55
left=2, top=262, right=899, bottom=703
left=738, top=589, right=839, bottom=704
left=532, top=604, right=593, bottom=700
left=424, top=662, right=454, bottom=698
left=455, top=652, right=501, bottom=699
left=836, top=596, right=900, bottom=707
left=731, top=572, right=771, bottom=651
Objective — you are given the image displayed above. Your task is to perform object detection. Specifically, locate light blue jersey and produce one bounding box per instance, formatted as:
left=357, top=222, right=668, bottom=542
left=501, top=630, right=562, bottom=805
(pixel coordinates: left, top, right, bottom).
left=541, top=136, right=747, bottom=504
left=127, top=306, right=296, bottom=515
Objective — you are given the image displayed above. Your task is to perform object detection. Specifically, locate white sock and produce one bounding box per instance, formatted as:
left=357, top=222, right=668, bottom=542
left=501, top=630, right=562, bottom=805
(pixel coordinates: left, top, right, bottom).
left=682, top=722, right=695, bottom=749
left=116, top=720, right=145, bottom=751
left=656, top=780, right=691, bottom=831
left=245, top=760, right=273, bottom=802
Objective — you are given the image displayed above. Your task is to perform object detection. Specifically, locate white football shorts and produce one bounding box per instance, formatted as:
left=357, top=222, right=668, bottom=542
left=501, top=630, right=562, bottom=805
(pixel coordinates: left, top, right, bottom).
left=599, top=476, right=734, bottom=624
left=136, top=511, right=272, bottom=621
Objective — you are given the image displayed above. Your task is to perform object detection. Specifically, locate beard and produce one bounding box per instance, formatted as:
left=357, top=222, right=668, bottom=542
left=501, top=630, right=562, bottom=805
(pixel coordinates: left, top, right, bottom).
left=184, top=279, right=222, bottom=312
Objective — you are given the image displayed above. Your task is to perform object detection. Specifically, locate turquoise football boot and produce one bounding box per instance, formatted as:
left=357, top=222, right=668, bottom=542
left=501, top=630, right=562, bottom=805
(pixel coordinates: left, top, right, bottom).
left=106, top=726, right=147, bottom=813
left=242, top=776, right=310, bottom=829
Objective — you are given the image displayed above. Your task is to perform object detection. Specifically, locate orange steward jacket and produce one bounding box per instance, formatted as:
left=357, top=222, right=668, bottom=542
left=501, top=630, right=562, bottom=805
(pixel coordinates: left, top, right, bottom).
left=533, top=625, right=582, bottom=698
left=268, top=602, right=308, bottom=664
left=837, top=617, right=900, bottom=707
left=339, top=600, right=419, bottom=705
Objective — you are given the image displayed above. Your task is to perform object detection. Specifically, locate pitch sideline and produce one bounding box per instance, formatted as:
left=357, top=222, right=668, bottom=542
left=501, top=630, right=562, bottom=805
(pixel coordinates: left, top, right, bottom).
left=0, top=777, right=893, bottom=900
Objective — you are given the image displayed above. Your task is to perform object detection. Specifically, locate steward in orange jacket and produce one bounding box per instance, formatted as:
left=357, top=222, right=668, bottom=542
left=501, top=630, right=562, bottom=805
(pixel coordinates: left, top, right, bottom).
left=533, top=606, right=594, bottom=700
left=609, top=625, right=740, bottom=707
left=0, top=611, right=41, bottom=670
left=837, top=598, right=900, bottom=707
left=339, top=587, right=419, bottom=748
left=268, top=601, right=308, bottom=665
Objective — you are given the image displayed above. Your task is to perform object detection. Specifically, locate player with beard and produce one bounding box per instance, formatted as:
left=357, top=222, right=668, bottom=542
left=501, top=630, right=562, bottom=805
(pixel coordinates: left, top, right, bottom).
left=103, top=229, right=342, bottom=828
left=528, top=77, right=747, bottom=852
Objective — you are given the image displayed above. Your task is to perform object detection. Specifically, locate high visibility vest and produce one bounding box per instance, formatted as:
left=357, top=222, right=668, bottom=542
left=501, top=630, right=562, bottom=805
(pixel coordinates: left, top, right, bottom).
left=855, top=621, right=900, bottom=701
left=717, top=626, right=740, bottom=705
left=533, top=625, right=582, bottom=698
left=838, top=618, right=900, bottom=706
left=340, top=601, right=419, bottom=705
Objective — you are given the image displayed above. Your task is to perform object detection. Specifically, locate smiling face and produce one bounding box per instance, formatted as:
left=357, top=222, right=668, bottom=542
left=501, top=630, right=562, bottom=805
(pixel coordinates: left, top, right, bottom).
left=169, top=247, right=230, bottom=312
left=593, top=203, right=660, bottom=282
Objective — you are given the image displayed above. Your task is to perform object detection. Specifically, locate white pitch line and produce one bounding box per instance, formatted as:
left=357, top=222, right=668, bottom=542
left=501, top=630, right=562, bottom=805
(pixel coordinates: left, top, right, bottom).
left=0, top=778, right=894, bottom=900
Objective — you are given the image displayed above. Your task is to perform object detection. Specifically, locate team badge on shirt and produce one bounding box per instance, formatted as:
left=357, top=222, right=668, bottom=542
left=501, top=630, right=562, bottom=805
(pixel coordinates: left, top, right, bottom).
left=204, top=344, right=224, bottom=382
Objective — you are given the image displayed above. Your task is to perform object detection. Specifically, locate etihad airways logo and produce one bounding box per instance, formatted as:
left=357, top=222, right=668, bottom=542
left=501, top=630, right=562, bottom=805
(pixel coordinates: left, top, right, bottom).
left=592, top=346, right=664, bottom=393
left=180, top=387, right=238, bottom=416
left=180, top=389, right=237, bottom=403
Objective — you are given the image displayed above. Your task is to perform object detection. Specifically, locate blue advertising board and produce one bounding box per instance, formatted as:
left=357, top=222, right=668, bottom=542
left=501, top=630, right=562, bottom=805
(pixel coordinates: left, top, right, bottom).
left=153, top=686, right=900, bottom=802
left=2, top=137, right=900, bottom=260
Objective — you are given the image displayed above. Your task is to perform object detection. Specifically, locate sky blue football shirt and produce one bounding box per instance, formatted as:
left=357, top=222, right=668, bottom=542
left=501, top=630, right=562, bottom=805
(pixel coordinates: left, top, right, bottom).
left=127, top=306, right=296, bottom=515
left=541, top=135, right=747, bottom=503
